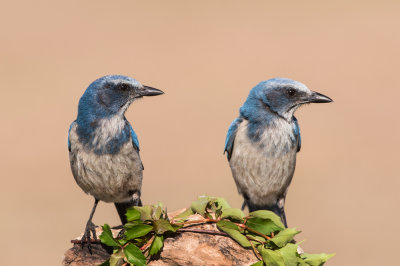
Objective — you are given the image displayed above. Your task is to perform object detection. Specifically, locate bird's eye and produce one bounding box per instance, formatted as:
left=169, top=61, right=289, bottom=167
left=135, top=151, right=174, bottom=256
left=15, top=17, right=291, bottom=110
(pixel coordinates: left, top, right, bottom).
left=287, top=88, right=296, bottom=97
left=119, top=83, right=129, bottom=91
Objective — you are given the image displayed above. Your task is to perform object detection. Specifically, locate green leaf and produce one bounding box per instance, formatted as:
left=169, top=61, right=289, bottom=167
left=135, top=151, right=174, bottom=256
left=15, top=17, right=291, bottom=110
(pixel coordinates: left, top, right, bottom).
left=123, top=243, right=147, bottom=266
left=126, top=208, right=141, bottom=222
left=250, top=261, right=264, bottom=266
left=134, top=206, right=153, bottom=221
left=174, top=208, right=193, bottom=221
left=220, top=208, right=245, bottom=221
left=268, top=228, right=300, bottom=248
left=124, top=221, right=141, bottom=229
left=125, top=224, right=153, bottom=240
left=117, top=238, right=128, bottom=246
left=153, top=219, right=176, bottom=234
left=246, top=233, right=266, bottom=243
left=109, top=249, right=125, bottom=266
left=297, top=258, right=309, bottom=266
left=171, top=224, right=183, bottom=231
left=214, top=197, right=231, bottom=210
left=258, top=245, right=285, bottom=266
left=217, top=220, right=251, bottom=248
left=99, top=224, right=119, bottom=247
left=300, top=253, right=335, bottom=266
left=246, top=217, right=283, bottom=236
left=249, top=210, right=285, bottom=229
left=191, top=196, right=211, bottom=216
left=278, top=243, right=299, bottom=265
left=132, top=234, right=151, bottom=246
left=152, top=204, right=163, bottom=220
left=149, top=234, right=164, bottom=256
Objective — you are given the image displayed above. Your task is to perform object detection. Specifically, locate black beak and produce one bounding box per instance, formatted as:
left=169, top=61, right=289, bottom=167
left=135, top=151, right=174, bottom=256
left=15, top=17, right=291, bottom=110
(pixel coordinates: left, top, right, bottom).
left=308, top=91, right=333, bottom=103
left=137, top=86, right=164, bottom=97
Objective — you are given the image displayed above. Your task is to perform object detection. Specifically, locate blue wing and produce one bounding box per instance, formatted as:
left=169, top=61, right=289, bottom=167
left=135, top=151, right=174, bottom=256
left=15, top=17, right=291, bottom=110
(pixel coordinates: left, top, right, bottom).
left=293, top=116, right=301, bottom=152
left=224, top=118, right=243, bottom=161
left=128, top=123, right=144, bottom=170
left=67, top=121, right=76, bottom=152
left=129, top=123, right=140, bottom=152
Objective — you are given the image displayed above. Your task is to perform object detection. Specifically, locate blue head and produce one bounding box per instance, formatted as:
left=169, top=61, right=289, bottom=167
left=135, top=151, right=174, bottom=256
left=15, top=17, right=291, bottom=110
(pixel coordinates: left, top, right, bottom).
left=240, top=78, right=332, bottom=122
left=77, top=75, right=164, bottom=124
left=74, top=75, right=163, bottom=153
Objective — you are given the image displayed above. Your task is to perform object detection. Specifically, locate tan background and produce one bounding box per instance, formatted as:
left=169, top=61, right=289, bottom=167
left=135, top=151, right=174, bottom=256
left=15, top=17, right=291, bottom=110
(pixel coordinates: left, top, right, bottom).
left=1, top=1, right=399, bottom=265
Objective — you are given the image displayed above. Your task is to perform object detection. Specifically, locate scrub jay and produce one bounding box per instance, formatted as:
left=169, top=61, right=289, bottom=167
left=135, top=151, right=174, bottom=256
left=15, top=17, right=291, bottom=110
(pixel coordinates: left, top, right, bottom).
left=224, top=78, right=332, bottom=227
left=68, top=75, right=163, bottom=249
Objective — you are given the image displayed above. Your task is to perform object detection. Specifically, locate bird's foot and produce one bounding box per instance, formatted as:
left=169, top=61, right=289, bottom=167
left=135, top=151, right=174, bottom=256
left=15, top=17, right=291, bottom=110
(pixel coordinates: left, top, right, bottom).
left=81, top=220, right=98, bottom=254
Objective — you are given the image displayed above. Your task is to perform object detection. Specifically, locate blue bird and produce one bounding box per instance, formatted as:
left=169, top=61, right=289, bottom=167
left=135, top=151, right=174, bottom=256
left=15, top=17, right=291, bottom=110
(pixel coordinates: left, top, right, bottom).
left=68, top=75, right=163, bottom=250
left=224, top=78, right=332, bottom=227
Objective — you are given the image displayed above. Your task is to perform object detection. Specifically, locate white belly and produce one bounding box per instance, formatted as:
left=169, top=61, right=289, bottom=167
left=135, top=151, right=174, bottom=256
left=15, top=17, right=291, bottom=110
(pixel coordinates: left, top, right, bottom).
left=229, top=120, right=297, bottom=206
left=68, top=124, right=143, bottom=203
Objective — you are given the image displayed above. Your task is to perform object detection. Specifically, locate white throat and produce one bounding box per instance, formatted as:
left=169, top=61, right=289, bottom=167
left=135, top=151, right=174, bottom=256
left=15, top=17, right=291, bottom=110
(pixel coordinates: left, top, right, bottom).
left=91, top=116, right=126, bottom=148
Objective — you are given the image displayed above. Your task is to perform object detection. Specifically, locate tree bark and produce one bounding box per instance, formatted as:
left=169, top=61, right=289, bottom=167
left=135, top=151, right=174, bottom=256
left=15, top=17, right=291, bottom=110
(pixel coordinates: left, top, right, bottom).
left=63, top=212, right=258, bottom=266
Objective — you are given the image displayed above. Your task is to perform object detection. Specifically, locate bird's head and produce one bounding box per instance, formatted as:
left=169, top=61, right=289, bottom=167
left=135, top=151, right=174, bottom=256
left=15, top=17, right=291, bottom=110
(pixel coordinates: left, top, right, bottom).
left=78, top=75, right=164, bottom=118
left=241, top=78, right=332, bottom=121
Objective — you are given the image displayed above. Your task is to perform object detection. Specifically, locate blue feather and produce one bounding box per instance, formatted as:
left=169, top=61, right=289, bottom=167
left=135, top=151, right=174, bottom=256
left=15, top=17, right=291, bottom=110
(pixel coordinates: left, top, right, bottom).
left=128, top=123, right=140, bottom=152
left=293, top=116, right=301, bottom=152
left=224, top=118, right=243, bottom=160
left=68, top=121, right=76, bottom=152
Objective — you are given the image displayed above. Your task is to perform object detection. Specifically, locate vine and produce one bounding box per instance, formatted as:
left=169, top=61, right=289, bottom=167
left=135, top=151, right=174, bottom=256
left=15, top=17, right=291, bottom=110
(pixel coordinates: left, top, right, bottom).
left=98, top=196, right=334, bottom=266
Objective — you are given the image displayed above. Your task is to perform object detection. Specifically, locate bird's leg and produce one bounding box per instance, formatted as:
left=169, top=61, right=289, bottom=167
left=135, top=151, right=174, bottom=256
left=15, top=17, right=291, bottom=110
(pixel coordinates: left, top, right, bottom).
left=241, top=201, right=247, bottom=211
left=280, top=207, right=288, bottom=228
left=115, top=191, right=142, bottom=239
left=277, top=197, right=288, bottom=228
left=81, top=198, right=99, bottom=254
left=241, top=193, right=251, bottom=211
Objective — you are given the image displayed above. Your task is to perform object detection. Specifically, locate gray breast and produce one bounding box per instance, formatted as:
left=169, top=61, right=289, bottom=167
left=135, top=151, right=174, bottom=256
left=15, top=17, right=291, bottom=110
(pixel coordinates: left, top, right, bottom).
left=69, top=123, right=143, bottom=203
left=229, top=119, right=297, bottom=206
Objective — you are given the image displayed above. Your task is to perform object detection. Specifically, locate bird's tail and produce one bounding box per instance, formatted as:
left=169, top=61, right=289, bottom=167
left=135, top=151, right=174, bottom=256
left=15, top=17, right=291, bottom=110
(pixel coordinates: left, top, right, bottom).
left=115, top=196, right=142, bottom=224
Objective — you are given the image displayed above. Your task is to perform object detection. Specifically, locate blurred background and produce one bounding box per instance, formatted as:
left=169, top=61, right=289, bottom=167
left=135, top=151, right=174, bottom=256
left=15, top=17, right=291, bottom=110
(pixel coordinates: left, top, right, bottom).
left=1, top=1, right=399, bottom=265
